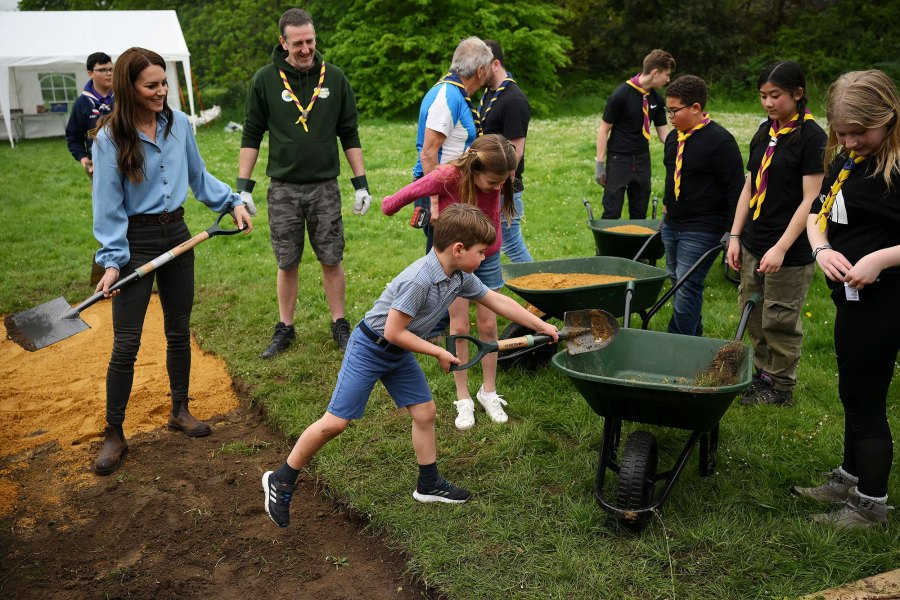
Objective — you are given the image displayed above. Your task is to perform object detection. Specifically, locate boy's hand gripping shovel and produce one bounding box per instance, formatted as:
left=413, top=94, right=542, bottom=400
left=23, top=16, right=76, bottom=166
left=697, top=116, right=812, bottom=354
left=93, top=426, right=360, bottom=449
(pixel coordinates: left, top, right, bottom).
left=445, top=309, right=619, bottom=371
left=5, top=211, right=245, bottom=352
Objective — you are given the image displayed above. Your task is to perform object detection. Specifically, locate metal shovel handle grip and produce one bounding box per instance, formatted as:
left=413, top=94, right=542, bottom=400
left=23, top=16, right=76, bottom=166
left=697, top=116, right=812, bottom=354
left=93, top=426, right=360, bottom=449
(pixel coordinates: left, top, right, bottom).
left=73, top=211, right=243, bottom=314
left=446, top=334, right=500, bottom=371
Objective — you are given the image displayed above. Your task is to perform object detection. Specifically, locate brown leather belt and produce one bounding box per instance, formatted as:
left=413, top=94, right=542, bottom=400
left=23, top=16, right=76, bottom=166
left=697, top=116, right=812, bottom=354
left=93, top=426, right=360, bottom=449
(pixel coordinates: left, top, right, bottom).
left=128, top=206, right=185, bottom=224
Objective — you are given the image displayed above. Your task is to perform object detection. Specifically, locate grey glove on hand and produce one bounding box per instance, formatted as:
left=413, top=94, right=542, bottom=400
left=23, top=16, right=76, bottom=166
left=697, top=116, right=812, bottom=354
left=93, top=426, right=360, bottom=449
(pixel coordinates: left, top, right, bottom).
left=350, top=175, right=371, bottom=216
left=595, top=161, right=607, bottom=187
left=236, top=178, right=257, bottom=215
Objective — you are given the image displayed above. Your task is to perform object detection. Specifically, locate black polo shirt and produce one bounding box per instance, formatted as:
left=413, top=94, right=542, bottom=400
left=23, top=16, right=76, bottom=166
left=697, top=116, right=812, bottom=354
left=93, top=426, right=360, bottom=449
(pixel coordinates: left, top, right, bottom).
left=662, top=121, right=744, bottom=232
left=811, top=157, right=900, bottom=283
left=602, top=82, right=666, bottom=155
left=481, top=81, right=530, bottom=193
left=743, top=119, right=826, bottom=266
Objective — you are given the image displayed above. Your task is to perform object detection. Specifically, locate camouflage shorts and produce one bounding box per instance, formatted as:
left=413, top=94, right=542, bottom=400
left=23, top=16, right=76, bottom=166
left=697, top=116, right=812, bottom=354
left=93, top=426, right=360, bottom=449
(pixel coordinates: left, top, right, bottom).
left=267, top=178, right=344, bottom=269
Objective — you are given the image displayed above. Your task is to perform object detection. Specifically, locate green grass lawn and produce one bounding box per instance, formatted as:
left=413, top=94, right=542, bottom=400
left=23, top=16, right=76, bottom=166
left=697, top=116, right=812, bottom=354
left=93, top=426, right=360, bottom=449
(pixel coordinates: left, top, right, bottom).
left=1, top=106, right=898, bottom=599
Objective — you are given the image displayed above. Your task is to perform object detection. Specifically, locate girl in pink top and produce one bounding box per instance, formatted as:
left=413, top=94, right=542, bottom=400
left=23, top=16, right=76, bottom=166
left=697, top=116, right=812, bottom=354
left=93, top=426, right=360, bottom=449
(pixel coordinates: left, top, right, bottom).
left=382, top=134, right=517, bottom=430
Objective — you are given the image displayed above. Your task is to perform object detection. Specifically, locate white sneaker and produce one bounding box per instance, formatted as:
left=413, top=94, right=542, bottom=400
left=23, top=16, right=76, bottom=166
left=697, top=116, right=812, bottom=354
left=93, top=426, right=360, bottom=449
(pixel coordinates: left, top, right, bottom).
left=476, top=386, right=508, bottom=424
left=454, top=399, right=475, bottom=430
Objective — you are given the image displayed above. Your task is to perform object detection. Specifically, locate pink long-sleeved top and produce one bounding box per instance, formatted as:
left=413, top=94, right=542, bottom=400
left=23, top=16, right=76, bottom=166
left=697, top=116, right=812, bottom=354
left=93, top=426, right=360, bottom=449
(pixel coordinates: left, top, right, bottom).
left=381, top=165, right=503, bottom=257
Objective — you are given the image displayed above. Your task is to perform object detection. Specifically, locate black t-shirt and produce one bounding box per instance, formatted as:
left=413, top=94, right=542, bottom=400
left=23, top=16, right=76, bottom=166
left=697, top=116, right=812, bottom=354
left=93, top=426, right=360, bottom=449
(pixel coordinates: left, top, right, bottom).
left=602, top=82, right=667, bottom=155
left=662, top=121, right=745, bottom=232
left=811, top=156, right=900, bottom=283
left=743, top=119, right=826, bottom=266
left=481, top=81, right=530, bottom=193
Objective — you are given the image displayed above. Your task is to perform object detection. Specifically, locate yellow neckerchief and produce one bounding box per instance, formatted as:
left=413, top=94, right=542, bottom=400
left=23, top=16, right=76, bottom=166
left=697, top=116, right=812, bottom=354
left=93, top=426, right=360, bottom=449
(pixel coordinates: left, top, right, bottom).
left=278, top=60, right=326, bottom=132
left=625, top=74, right=651, bottom=141
left=749, top=111, right=815, bottom=220
left=478, top=75, right=515, bottom=120
left=674, top=114, right=711, bottom=200
left=436, top=71, right=483, bottom=136
left=816, top=151, right=868, bottom=232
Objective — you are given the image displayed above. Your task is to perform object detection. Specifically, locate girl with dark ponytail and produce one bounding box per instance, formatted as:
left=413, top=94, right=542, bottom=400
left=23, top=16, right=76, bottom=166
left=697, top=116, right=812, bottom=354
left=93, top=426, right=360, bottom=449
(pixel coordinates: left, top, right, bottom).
left=727, top=60, right=827, bottom=406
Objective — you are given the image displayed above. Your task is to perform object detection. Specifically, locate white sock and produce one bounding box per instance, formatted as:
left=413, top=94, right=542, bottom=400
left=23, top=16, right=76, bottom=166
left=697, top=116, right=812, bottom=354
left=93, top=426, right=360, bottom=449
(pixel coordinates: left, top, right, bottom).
left=836, top=466, right=859, bottom=483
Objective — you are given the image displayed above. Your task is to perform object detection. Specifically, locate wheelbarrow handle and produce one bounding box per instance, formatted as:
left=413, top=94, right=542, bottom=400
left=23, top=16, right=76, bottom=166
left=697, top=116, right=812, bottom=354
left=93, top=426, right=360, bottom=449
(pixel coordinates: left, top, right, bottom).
left=72, top=210, right=245, bottom=314
left=582, top=197, right=595, bottom=221
left=735, top=292, right=761, bottom=340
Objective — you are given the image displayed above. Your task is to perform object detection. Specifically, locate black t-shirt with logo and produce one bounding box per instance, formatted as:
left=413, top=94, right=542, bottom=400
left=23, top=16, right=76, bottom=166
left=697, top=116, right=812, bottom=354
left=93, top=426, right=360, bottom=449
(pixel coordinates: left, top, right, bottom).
left=811, top=156, right=900, bottom=285
left=602, top=82, right=666, bottom=155
left=662, top=121, right=744, bottom=232
left=743, top=119, right=826, bottom=266
left=481, top=81, right=530, bottom=193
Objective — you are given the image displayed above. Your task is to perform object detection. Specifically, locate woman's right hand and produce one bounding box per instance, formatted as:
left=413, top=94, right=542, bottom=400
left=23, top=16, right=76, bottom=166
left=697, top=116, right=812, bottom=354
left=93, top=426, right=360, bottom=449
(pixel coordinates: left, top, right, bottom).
left=726, top=238, right=741, bottom=271
left=815, top=248, right=852, bottom=283
left=95, top=267, right=121, bottom=297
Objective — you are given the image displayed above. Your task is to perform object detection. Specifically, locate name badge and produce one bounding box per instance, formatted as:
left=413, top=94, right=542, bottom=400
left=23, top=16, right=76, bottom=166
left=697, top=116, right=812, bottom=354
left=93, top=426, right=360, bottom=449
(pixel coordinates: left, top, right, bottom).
left=844, top=282, right=859, bottom=301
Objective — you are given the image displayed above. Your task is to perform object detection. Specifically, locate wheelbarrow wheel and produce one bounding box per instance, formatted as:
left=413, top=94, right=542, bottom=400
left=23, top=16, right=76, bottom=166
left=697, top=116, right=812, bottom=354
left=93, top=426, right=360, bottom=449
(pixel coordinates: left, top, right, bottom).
left=616, top=431, right=658, bottom=532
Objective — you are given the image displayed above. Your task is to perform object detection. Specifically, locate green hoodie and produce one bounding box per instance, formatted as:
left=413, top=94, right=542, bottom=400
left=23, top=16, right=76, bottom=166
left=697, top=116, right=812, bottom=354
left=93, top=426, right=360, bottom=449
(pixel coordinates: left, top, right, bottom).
left=241, top=46, right=361, bottom=184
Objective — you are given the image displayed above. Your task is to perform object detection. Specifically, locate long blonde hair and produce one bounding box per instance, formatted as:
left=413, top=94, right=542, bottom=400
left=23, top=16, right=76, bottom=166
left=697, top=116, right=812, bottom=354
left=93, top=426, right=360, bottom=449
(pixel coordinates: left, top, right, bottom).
left=448, top=134, right=517, bottom=221
left=824, top=69, right=900, bottom=186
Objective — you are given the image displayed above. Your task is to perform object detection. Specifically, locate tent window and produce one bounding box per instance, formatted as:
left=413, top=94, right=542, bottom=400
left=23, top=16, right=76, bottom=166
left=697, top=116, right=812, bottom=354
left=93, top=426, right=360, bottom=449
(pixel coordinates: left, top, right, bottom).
left=38, top=73, right=78, bottom=105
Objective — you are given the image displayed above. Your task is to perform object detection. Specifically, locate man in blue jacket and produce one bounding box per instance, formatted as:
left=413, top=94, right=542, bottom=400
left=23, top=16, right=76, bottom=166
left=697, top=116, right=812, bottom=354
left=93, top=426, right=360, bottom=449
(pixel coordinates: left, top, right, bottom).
left=65, top=52, right=114, bottom=179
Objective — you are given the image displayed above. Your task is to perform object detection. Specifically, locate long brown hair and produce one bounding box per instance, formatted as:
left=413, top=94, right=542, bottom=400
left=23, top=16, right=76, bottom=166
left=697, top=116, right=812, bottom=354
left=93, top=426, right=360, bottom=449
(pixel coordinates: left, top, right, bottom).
left=824, top=70, right=900, bottom=187
left=448, top=134, right=517, bottom=221
left=91, top=47, right=174, bottom=184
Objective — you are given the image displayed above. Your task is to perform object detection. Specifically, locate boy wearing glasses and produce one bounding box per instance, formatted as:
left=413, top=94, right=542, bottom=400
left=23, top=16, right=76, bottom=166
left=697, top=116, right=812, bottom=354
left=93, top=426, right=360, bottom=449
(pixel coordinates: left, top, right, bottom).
left=594, top=49, right=675, bottom=219
left=65, top=52, right=114, bottom=179
left=660, top=75, right=743, bottom=336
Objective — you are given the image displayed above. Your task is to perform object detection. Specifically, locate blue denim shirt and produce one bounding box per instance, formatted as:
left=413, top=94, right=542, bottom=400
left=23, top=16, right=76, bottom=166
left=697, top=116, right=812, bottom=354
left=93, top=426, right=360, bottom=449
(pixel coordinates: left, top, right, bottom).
left=92, top=110, right=242, bottom=269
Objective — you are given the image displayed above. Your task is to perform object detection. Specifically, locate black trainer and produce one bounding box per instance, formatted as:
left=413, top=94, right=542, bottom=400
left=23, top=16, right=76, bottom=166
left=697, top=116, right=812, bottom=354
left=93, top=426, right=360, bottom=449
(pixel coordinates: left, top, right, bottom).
left=413, top=478, right=471, bottom=504
left=260, top=322, right=295, bottom=359
left=262, top=470, right=296, bottom=527
left=331, top=318, right=351, bottom=351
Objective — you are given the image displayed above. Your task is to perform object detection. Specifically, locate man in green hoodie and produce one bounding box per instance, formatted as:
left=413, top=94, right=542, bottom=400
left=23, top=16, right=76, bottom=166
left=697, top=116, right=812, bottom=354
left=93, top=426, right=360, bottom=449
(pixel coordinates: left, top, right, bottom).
left=239, top=7, right=372, bottom=358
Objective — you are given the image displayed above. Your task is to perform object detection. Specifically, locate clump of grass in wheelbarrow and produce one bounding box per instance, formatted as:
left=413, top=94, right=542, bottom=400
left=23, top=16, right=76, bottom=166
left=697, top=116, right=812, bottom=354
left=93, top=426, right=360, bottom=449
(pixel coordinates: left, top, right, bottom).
left=446, top=309, right=619, bottom=371
left=694, top=341, right=746, bottom=387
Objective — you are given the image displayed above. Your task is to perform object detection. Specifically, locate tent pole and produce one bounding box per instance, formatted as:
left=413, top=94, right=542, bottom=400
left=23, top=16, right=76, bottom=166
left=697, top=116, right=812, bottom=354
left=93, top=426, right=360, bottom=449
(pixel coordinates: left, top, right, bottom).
left=183, top=58, right=197, bottom=134
left=1, top=67, right=14, bottom=148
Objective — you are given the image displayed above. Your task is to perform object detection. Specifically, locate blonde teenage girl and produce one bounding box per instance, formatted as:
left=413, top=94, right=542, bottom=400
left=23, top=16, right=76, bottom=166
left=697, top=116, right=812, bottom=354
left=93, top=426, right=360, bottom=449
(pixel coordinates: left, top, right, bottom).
left=794, top=70, right=900, bottom=528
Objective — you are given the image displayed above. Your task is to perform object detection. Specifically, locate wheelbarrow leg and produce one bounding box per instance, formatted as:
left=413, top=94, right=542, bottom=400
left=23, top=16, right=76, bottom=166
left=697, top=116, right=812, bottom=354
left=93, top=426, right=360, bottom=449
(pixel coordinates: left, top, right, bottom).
left=594, top=418, right=621, bottom=503
left=699, top=426, right=719, bottom=477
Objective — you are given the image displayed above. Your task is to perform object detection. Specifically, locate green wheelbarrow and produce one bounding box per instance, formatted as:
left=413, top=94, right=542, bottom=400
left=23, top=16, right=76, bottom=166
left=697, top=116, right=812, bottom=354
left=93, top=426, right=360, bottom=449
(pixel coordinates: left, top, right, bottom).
left=551, top=285, right=759, bottom=532
left=583, top=198, right=664, bottom=264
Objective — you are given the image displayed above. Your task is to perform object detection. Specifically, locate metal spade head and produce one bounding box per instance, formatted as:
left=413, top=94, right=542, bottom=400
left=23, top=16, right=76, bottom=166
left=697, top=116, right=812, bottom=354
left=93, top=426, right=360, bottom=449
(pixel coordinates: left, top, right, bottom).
left=560, top=309, right=619, bottom=355
left=4, top=297, right=90, bottom=352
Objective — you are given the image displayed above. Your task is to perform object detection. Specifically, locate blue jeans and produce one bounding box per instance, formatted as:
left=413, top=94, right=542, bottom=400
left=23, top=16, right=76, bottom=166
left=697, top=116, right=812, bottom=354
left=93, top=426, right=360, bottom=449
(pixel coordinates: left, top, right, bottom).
left=660, top=225, right=722, bottom=336
left=501, top=191, right=533, bottom=263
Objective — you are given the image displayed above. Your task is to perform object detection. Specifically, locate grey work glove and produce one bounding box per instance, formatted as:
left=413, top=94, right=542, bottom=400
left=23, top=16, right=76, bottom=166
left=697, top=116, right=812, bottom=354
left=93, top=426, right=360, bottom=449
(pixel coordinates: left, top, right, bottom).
left=236, top=178, right=258, bottom=216
left=595, top=161, right=607, bottom=187
left=350, top=175, right=371, bottom=216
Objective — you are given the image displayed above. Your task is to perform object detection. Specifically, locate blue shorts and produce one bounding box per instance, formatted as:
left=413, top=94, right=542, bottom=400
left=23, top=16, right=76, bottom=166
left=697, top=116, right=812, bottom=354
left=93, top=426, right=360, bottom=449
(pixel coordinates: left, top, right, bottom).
left=475, top=251, right=503, bottom=290
left=327, top=327, right=433, bottom=420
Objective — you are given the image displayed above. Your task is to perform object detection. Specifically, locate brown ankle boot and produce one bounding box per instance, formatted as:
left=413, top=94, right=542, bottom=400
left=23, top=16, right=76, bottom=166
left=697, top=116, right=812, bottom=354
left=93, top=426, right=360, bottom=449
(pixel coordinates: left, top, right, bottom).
left=167, top=404, right=211, bottom=438
left=94, top=425, right=128, bottom=476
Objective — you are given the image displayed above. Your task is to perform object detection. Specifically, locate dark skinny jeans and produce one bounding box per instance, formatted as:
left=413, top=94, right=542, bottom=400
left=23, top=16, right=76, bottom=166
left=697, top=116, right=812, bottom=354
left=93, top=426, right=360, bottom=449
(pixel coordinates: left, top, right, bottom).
left=106, top=219, right=194, bottom=426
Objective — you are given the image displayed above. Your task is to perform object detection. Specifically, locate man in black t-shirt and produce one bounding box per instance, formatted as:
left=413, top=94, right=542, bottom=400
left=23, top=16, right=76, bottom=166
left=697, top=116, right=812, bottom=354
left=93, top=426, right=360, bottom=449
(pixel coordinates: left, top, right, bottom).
left=481, top=39, right=532, bottom=262
left=595, top=49, right=675, bottom=219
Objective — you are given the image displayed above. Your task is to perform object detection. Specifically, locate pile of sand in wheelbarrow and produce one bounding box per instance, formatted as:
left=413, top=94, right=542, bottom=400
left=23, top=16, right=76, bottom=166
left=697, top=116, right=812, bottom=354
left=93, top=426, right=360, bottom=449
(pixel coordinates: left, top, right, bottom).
left=0, top=293, right=238, bottom=516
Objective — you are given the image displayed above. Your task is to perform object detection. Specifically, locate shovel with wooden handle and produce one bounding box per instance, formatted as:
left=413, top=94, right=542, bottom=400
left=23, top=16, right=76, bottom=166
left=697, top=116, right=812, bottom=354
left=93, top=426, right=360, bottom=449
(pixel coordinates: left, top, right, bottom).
left=4, top=211, right=245, bottom=352
left=446, top=309, right=619, bottom=371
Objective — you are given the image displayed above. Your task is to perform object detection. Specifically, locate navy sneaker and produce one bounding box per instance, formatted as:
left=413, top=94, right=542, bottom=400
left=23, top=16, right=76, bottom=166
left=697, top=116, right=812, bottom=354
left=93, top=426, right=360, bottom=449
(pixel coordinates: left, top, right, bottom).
left=413, top=478, right=471, bottom=504
left=262, top=470, right=296, bottom=527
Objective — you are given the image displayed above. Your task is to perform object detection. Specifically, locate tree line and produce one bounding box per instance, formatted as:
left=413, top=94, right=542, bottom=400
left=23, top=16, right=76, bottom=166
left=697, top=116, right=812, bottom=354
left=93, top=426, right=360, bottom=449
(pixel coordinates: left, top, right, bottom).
left=19, top=0, right=900, bottom=117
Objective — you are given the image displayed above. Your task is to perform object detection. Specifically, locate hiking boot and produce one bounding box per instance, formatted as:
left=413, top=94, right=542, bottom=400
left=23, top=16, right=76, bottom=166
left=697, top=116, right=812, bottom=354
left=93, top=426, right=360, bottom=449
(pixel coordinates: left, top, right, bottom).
left=740, top=372, right=773, bottom=405
left=94, top=425, right=128, bottom=476
left=262, top=470, right=297, bottom=527
left=260, top=322, right=295, bottom=359
left=476, top=386, right=508, bottom=423
left=792, top=467, right=857, bottom=504
left=167, top=404, right=211, bottom=438
left=331, top=318, right=351, bottom=351
left=413, top=478, right=471, bottom=504
left=812, top=487, right=893, bottom=529
left=454, top=399, right=475, bottom=430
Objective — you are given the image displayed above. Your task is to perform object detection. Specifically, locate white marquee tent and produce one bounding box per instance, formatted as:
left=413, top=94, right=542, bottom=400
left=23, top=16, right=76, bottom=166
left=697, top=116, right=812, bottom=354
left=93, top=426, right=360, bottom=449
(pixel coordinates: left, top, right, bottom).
left=0, top=10, right=196, bottom=147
